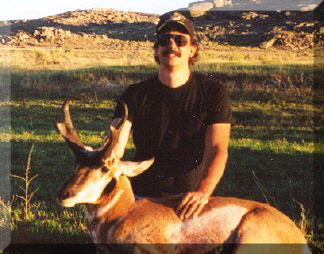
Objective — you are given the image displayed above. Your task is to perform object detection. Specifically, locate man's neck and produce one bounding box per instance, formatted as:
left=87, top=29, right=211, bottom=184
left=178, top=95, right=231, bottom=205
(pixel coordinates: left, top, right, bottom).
left=159, top=65, right=191, bottom=88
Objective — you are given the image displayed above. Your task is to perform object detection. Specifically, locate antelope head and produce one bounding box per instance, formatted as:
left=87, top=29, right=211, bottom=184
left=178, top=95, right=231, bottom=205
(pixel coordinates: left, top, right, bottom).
left=56, top=99, right=154, bottom=208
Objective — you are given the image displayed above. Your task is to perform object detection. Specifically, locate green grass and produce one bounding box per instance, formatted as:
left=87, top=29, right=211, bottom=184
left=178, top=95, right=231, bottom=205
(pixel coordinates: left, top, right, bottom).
left=5, top=62, right=322, bottom=100
left=1, top=63, right=323, bottom=252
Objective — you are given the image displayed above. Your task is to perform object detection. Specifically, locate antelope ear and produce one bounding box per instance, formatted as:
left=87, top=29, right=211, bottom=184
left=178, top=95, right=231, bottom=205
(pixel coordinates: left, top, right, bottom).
left=118, top=158, right=154, bottom=177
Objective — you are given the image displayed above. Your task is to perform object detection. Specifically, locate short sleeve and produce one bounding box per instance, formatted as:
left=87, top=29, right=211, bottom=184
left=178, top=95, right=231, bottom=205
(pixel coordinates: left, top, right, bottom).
left=206, top=84, right=233, bottom=125
left=113, top=85, right=136, bottom=122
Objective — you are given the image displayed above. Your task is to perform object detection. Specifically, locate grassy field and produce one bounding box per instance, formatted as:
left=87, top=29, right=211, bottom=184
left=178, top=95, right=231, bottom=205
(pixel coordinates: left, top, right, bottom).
left=0, top=48, right=323, bottom=253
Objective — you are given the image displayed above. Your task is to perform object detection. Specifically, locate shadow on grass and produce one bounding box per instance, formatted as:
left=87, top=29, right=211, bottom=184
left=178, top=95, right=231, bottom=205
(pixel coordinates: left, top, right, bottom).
left=8, top=63, right=318, bottom=101
left=9, top=65, right=158, bottom=100
left=10, top=224, right=91, bottom=244
left=10, top=102, right=116, bottom=135
left=223, top=147, right=317, bottom=217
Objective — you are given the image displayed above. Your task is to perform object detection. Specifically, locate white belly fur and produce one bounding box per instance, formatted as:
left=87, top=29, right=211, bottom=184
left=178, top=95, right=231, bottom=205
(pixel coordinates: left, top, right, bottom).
left=165, top=204, right=248, bottom=244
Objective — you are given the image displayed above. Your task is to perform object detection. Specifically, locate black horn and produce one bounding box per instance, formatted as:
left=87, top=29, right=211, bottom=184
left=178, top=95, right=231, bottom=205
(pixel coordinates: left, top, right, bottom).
left=102, top=102, right=128, bottom=159
left=55, top=98, right=86, bottom=156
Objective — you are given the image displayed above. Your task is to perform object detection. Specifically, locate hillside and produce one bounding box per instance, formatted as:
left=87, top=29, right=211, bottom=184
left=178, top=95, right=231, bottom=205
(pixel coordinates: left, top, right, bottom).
left=0, top=8, right=321, bottom=51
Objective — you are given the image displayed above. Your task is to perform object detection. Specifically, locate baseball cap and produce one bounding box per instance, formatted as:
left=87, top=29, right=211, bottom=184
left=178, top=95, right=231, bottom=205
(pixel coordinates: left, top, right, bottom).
left=156, top=12, right=196, bottom=39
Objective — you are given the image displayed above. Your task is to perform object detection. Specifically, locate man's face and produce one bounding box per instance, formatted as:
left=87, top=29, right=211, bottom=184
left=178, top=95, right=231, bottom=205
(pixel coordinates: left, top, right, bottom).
left=155, top=30, right=197, bottom=69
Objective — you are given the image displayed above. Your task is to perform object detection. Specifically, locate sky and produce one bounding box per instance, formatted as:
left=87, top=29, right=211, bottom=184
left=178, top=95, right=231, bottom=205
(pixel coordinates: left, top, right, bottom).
left=0, top=1, right=321, bottom=21
left=0, top=0, right=194, bottom=21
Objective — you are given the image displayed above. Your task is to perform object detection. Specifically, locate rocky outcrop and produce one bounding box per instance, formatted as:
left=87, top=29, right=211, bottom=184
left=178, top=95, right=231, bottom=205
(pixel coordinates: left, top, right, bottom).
left=187, top=0, right=321, bottom=12
left=0, top=7, right=320, bottom=50
left=189, top=2, right=214, bottom=17
left=189, top=0, right=233, bottom=16
left=34, top=27, right=72, bottom=42
left=212, top=0, right=233, bottom=8
left=194, top=10, right=318, bottom=49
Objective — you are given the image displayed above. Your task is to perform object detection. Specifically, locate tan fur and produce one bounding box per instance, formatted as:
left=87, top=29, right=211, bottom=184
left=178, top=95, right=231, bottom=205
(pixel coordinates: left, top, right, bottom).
left=75, top=176, right=310, bottom=254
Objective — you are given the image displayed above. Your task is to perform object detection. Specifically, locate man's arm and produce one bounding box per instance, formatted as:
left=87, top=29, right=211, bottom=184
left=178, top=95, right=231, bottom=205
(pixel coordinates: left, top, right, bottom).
left=177, top=123, right=231, bottom=219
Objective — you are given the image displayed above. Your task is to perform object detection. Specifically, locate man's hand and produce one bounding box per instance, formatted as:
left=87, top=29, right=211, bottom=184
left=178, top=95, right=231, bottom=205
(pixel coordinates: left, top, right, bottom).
left=177, top=191, right=209, bottom=220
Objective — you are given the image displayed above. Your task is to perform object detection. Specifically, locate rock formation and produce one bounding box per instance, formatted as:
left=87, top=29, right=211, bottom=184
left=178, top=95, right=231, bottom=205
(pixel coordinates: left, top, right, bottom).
left=187, top=0, right=321, bottom=16
left=0, top=5, right=320, bottom=50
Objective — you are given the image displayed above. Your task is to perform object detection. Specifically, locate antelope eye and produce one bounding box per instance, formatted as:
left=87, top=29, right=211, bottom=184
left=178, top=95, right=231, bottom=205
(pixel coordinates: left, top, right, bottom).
left=101, top=166, right=109, bottom=172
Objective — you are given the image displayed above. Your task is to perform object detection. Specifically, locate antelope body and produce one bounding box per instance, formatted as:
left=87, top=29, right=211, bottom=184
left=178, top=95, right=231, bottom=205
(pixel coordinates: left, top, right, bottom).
left=56, top=99, right=310, bottom=254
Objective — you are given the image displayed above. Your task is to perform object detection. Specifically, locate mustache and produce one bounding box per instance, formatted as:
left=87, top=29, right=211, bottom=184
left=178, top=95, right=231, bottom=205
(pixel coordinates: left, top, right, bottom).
left=162, top=49, right=181, bottom=57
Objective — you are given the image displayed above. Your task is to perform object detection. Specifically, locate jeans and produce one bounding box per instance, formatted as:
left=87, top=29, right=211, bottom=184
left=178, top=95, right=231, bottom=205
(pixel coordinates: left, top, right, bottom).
left=131, top=165, right=206, bottom=198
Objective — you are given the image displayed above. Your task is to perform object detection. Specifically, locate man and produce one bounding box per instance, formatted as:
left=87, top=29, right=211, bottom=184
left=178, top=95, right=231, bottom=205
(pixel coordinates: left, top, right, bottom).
left=113, top=11, right=232, bottom=220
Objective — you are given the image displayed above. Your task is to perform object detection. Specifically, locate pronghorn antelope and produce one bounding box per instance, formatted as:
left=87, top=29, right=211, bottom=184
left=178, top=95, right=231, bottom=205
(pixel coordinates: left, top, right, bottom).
left=56, top=99, right=310, bottom=254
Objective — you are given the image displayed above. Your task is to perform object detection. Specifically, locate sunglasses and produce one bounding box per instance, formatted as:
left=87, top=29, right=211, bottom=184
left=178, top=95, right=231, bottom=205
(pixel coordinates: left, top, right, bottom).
left=157, top=34, right=189, bottom=47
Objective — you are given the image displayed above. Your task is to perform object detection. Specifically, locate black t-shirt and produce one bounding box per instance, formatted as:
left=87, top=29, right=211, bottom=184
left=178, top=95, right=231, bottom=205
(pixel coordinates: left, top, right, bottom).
left=114, top=72, right=232, bottom=177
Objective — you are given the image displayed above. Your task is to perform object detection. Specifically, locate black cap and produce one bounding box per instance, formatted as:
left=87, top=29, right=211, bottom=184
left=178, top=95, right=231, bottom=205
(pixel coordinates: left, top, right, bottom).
left=156, top=12, right=195, bottom=39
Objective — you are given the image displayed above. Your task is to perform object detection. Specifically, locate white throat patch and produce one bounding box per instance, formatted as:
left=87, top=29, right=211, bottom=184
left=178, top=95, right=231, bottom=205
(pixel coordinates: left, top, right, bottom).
left=97, top=189, right=124, bottom=218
